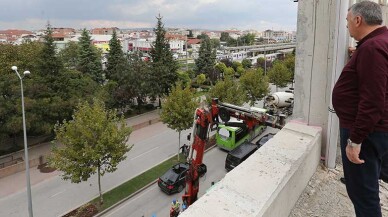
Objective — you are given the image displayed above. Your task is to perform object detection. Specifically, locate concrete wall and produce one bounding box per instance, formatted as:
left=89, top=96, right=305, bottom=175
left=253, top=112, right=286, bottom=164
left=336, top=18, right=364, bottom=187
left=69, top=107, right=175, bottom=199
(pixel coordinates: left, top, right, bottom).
left=293, top=0, right=345, bottom=166
left=180, top=122, right=322, bottom=217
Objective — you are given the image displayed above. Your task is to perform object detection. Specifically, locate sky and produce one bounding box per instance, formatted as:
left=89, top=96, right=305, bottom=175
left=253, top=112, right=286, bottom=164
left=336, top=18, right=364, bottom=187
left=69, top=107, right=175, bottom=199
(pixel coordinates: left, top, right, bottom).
left=0, top=0, right=298, bottom=31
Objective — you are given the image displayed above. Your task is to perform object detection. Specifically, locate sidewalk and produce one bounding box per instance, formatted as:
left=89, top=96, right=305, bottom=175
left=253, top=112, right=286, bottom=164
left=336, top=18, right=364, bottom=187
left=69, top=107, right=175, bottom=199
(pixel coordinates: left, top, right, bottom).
left=0, top=110, right=161, bottom=197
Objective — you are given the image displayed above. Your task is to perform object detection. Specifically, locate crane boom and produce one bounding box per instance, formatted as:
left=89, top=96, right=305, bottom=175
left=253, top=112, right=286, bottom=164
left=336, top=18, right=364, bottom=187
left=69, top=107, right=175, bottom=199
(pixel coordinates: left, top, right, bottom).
left=179, top=98, right=285, bottom=211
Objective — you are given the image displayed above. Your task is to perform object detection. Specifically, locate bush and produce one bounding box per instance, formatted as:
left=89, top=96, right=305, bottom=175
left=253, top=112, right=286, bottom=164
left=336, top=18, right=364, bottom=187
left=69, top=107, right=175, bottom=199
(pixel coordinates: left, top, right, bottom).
left=191, top=83, right=200, bottom=88
left=144, top=104, right=155, bottom=110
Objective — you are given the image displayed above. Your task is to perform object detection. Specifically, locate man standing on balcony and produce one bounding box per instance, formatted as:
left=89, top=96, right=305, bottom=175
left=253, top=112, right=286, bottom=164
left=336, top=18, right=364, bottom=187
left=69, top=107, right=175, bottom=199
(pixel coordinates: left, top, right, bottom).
left=332, top=1, right=388, bottom=216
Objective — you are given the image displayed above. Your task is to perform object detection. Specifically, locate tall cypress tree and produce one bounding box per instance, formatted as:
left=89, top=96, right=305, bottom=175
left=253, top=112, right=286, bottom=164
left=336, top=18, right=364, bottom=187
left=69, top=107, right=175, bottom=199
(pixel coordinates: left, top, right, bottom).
left=195, top=37, right=217, bottom=82
left=77, top=29, right=104, bottom=84
left=149, top=14, right=179, bottom=106
left=37, top=24, right=63, bottom=77
left=106, top=30, right=127, bottom=81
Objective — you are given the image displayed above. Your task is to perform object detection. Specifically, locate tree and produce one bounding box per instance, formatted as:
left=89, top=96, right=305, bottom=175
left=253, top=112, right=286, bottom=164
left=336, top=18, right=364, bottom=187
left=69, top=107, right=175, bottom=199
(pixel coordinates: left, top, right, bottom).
left=105, top=30, right=127, bottom=81
left=149, top=14, right=179, bottom=107
left=59, top=41, right=80, bottom=69
left=195, top=37, right=217, bottom=82
left=77, top=29, right=104, bottom=84
left=238, top=33, right=256, bottom=46
left=220, top=32, right=230, bottom=42
left=235, top=66, right=245, bottom=77
left=267, top=61, right=292, bottom=91
left=210, top=38, right=220, bottom=49
left=31, top=27, right=101, bottom=136
left=49, top=99, right=132, bottom=205
left=160, top=82, right=198, bottom=160
left=187, top=30, right=193, bottom=38
left=127, top=52, right=151, bottom=112
left=227, top=37, right=237, bottom=47
left=207, top=75, right=247, bottom=105
left=283, top=54, right=295, bottom=79
left=37, top=24, right=63, bottom=77
left=196, top=33, right=210, bottom=40
left=240, top=68, right=270, bottom=106
left=196, top=73, right=206, bottom=86
left=0, top=42, right=42, bottom=146
left=241, top=59, right=252, bottom=69
left=232, top=61, right=243, bottom=72
left=177, top=71, right=191, bottom=87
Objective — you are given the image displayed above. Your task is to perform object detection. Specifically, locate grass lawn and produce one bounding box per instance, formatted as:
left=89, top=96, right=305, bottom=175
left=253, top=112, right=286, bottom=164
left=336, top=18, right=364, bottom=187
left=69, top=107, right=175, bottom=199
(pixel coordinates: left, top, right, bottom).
left=90, top=154, right=186, bottom=212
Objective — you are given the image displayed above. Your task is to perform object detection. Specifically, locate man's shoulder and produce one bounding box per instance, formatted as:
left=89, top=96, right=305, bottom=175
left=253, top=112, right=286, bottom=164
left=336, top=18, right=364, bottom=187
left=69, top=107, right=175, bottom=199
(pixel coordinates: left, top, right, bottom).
left=359, top=34, right=388, bottom=52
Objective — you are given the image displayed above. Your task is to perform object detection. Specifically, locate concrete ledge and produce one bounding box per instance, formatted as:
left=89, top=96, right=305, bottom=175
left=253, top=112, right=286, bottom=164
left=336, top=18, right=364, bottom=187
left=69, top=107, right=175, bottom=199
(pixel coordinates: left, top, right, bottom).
left=180, top=122, right=322, bottom=217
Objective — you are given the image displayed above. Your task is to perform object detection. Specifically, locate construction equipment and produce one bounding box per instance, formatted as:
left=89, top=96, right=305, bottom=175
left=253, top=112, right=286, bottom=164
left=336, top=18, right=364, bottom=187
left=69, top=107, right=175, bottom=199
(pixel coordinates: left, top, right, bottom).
left=180, top=98, right=285, bottom=211
left=265, top=90, right=294, bottom=116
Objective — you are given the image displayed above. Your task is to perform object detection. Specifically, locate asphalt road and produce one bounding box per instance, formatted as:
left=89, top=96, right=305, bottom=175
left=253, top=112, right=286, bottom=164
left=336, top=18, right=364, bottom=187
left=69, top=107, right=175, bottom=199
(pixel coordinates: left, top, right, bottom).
left=0, top=122, right=192, bottom=217
left=101, top=146, right=229, bottom=217
left=100, top=127, right=279, bottom=217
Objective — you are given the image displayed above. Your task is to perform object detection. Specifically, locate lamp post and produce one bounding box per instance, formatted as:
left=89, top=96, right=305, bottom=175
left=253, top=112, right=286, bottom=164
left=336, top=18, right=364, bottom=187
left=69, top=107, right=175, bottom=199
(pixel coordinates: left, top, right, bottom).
left=11, top=66, right=33, bottom=217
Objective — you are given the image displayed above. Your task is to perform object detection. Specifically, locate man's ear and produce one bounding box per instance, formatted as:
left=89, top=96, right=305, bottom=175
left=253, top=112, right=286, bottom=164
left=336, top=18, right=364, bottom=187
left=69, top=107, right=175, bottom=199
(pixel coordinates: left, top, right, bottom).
left=355, top=16, right=362, bottom=27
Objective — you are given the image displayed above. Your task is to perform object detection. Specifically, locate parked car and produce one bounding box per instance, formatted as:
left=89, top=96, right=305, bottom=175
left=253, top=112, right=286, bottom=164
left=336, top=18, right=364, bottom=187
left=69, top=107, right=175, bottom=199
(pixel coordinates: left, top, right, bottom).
left=225, top=142, right=258, bottom=172
left=256, top=133, right=276, bottom=148
left=158, top=163, right=189, bottom=194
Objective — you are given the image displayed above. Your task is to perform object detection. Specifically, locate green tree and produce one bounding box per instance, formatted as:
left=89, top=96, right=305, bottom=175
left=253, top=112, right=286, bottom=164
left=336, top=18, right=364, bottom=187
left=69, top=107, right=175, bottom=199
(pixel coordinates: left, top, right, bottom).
left=207, top=75, right=247, bottom=105
left=150, top=14, right=179, bottom=107
left=241, top=59, right=252, bottom=69
left=220, top=32, right=230, bottom=42
left=160, top=82, right=198, bottom=160
left=227, top=37, right=237, bottom=47
left=195, top=37, right=216, bottom=82
left=196, top=73, right=206, bottom=86
left=177, top=71, right=191, bottom=87
left=59, top=41, right=79, bottom=69
left=49, top=99, right=132, bottom=205
left=267, top=61, right=292, bottom=91
left=196, top=33, right=210, bottom=40
left=77, top=29, right=104, bottom=84
left=215, top=62, right=227, bottom=74
left=37, top=24, right=63, bottom=77
left=238, top=33, right=256, bottom=46
left=283, top=54, right=295, bottom=79
left=128, top=52, right=151, bottom=112
left=236, top=66, right=245, bottom=77
left=210, top=38, right=220, bottom=49
left=224, top=67, right=235, bottom=78
left=106, top=30, right=127, bottom=81
left=31, top=27, right=101, bottom=136
left=187, top=30, right=193, bottom=38
left=240, top=68, right=270, bottom=106
left=0, top=42, right=42, bottom=146
left=232, top=61, right=242, bottom=71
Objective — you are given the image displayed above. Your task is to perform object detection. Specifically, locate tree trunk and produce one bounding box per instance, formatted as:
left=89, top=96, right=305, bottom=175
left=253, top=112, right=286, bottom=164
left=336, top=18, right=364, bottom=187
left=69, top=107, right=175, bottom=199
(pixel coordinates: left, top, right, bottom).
left=158, top=96, right=162, bottom=109
left=178, top=131, right=181, bottom=161
left=98, top=164, right=103, bottom=206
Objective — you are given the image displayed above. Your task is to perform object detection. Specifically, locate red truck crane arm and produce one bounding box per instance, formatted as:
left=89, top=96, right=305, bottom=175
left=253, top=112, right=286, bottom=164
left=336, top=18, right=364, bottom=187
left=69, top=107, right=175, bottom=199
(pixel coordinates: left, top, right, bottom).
left=181, top=98, right=285, bottom=209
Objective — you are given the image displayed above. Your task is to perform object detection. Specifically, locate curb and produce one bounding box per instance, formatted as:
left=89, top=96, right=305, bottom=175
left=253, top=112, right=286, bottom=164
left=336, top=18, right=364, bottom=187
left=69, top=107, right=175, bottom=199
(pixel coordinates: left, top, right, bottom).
left=93, top=144, right=217, bottom=217
left=94, top=178, right=160, bottom=217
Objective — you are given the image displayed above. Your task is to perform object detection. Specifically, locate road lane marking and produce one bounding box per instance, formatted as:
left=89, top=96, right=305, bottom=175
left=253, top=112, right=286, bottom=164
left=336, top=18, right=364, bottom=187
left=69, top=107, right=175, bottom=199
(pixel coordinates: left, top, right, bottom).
left=105, top=185, right=157, bottom=217
left=130, top=146, right=159, bottom=161
left=50, top=189, right=65, bottom=198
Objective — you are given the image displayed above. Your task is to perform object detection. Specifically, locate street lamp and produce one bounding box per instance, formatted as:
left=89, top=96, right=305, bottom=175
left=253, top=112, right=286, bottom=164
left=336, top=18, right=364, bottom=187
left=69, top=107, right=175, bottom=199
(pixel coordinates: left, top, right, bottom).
left=11, top=66, right=33, bottom=217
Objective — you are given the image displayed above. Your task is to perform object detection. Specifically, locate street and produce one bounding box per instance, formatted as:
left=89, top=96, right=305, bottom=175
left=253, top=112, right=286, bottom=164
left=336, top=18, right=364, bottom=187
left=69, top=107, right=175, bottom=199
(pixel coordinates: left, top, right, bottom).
left=101, top=128, right=279, bottom=217
left=0, top=122, right=191, bottom=217
left=101, top=146, right=228, bottom=217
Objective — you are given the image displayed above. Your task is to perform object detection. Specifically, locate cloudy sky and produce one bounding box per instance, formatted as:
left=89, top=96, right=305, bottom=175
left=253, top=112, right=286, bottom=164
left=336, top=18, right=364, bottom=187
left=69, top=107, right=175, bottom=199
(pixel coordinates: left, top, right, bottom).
left=0, top=0, right=298, bottom=31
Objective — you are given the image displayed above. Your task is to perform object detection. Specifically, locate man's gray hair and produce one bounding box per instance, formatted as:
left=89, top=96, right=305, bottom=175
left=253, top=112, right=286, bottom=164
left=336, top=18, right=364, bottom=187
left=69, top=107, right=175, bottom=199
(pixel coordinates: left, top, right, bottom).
left=349, top=1, right=382, bottom=25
